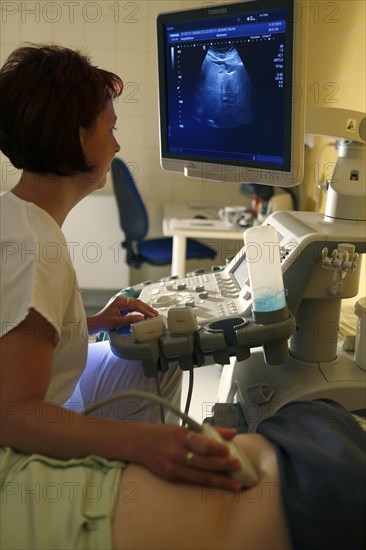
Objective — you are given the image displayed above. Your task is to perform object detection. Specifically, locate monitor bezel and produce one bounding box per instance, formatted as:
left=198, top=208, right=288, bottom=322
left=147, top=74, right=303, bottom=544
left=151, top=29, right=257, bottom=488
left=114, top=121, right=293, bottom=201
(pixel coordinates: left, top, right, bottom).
left=156, top=0, right=307, bottom=187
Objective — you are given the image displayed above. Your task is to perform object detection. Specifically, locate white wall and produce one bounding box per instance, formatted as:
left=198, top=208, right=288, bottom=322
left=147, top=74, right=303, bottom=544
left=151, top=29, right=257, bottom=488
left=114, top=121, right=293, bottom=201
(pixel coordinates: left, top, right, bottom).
left=62, top=193, right=129, bottom=290
left=302, top=0, right=366, bottom=211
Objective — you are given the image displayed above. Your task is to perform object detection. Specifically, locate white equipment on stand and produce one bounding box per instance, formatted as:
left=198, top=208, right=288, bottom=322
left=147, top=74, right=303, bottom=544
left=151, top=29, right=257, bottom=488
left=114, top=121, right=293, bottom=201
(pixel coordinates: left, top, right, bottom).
left=110, top=108, right=366, bottom=430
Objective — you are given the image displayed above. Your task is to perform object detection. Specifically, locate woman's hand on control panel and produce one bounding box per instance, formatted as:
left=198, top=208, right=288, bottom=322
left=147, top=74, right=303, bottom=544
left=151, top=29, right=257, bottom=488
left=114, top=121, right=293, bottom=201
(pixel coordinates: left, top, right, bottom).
left=87, top=295, right=158, bottom=335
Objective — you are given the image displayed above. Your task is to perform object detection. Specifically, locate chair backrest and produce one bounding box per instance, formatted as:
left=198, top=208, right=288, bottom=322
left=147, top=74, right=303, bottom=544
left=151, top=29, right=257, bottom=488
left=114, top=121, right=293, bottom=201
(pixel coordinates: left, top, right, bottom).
left=110, top=157, right=149, bottom=242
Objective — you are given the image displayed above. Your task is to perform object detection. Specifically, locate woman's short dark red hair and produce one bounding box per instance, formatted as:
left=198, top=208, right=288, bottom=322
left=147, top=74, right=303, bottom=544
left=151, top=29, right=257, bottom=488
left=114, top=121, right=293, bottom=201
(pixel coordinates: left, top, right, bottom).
left=0, top=43, right=123, bottom=176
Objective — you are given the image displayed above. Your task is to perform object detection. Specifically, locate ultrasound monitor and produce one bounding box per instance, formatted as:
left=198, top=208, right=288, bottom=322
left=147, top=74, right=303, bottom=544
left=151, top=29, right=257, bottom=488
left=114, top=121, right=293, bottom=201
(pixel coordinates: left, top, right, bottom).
left=157, top=0, right=307, bottom=187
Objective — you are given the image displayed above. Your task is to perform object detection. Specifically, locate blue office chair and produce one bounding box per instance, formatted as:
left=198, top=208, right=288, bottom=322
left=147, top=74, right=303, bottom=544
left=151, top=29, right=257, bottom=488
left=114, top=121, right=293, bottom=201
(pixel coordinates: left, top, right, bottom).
left=110, top=157, right=217, bottom=270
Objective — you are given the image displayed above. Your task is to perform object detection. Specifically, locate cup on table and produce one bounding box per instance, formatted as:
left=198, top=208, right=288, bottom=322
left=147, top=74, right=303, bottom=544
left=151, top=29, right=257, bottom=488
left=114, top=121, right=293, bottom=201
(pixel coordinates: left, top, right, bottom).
left=218, top=206, right=253, bottom=227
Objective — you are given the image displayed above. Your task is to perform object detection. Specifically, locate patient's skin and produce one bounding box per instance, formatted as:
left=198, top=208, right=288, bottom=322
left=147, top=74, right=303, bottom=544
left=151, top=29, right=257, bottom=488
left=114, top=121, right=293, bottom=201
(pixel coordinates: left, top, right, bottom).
left=112, top=433, right=292, bottom=550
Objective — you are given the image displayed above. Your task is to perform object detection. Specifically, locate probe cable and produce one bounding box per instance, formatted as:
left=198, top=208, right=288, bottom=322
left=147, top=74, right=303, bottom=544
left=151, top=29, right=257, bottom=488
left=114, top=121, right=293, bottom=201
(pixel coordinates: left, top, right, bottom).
left=154, top=371, right=166, bottom=424
left=182, top=366, right=194, bottom=427
left=82, top=389, right=202, bottom=432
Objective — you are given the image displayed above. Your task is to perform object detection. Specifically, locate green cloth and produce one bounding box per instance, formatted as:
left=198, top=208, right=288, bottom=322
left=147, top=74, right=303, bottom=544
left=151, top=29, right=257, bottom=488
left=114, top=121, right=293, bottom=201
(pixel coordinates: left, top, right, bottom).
left=0, top=447, right=126, bottom=549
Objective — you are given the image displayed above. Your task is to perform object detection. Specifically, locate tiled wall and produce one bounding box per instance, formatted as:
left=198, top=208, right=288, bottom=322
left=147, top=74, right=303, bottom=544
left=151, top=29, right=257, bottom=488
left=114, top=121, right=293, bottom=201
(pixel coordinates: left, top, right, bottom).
left=1, top=0, right=365, bottom=283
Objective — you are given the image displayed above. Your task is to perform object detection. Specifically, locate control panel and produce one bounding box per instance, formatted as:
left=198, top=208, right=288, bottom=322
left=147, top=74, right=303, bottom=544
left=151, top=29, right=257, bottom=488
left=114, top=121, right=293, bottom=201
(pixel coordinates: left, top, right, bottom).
left=139, top=211, right=306, bottom=324
left=139, top=270, right=250, bottom=323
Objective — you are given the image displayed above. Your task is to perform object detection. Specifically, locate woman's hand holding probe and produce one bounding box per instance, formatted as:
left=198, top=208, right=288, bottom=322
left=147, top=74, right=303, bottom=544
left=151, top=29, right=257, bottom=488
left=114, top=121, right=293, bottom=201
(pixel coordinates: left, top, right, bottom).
left=129, top=423, right=243, bottom=491
left=86, top=295, right=242, bottom=490
left=87, top=295, right=158, bottom=334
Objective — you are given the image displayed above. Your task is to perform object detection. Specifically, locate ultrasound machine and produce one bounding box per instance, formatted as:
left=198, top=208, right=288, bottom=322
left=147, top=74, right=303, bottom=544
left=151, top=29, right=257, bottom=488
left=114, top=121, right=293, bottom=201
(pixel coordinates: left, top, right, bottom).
left=109, top=0, right=366, bottom=431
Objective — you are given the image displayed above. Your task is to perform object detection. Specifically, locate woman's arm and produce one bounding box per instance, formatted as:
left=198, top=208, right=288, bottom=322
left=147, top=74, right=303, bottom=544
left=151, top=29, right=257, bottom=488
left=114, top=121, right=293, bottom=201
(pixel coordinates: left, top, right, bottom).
left=0, top=308, right=242, bottom=490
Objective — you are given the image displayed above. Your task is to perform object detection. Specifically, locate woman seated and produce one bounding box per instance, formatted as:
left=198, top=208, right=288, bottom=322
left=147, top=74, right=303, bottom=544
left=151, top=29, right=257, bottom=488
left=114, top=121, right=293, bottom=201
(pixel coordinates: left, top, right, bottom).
left=0, top=44, right=364, bottom=550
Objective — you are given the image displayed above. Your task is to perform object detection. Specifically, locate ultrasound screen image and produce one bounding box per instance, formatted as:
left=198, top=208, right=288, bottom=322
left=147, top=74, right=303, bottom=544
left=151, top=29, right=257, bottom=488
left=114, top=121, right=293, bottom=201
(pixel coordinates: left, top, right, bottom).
left=194, top=44, right=256, bottom=129
left=161, top=6, right=292, bottom=169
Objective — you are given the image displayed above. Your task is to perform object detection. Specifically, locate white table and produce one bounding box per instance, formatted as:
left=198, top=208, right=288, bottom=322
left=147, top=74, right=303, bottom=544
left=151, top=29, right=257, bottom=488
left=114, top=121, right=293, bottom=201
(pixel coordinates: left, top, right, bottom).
left=163, top=204, right=245, bottom=277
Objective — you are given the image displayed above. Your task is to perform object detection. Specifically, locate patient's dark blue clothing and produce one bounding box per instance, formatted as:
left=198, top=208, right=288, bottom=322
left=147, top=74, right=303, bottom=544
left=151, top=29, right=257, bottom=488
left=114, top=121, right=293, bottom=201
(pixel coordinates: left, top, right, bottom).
left=257, top=400, right=365, bottom=550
